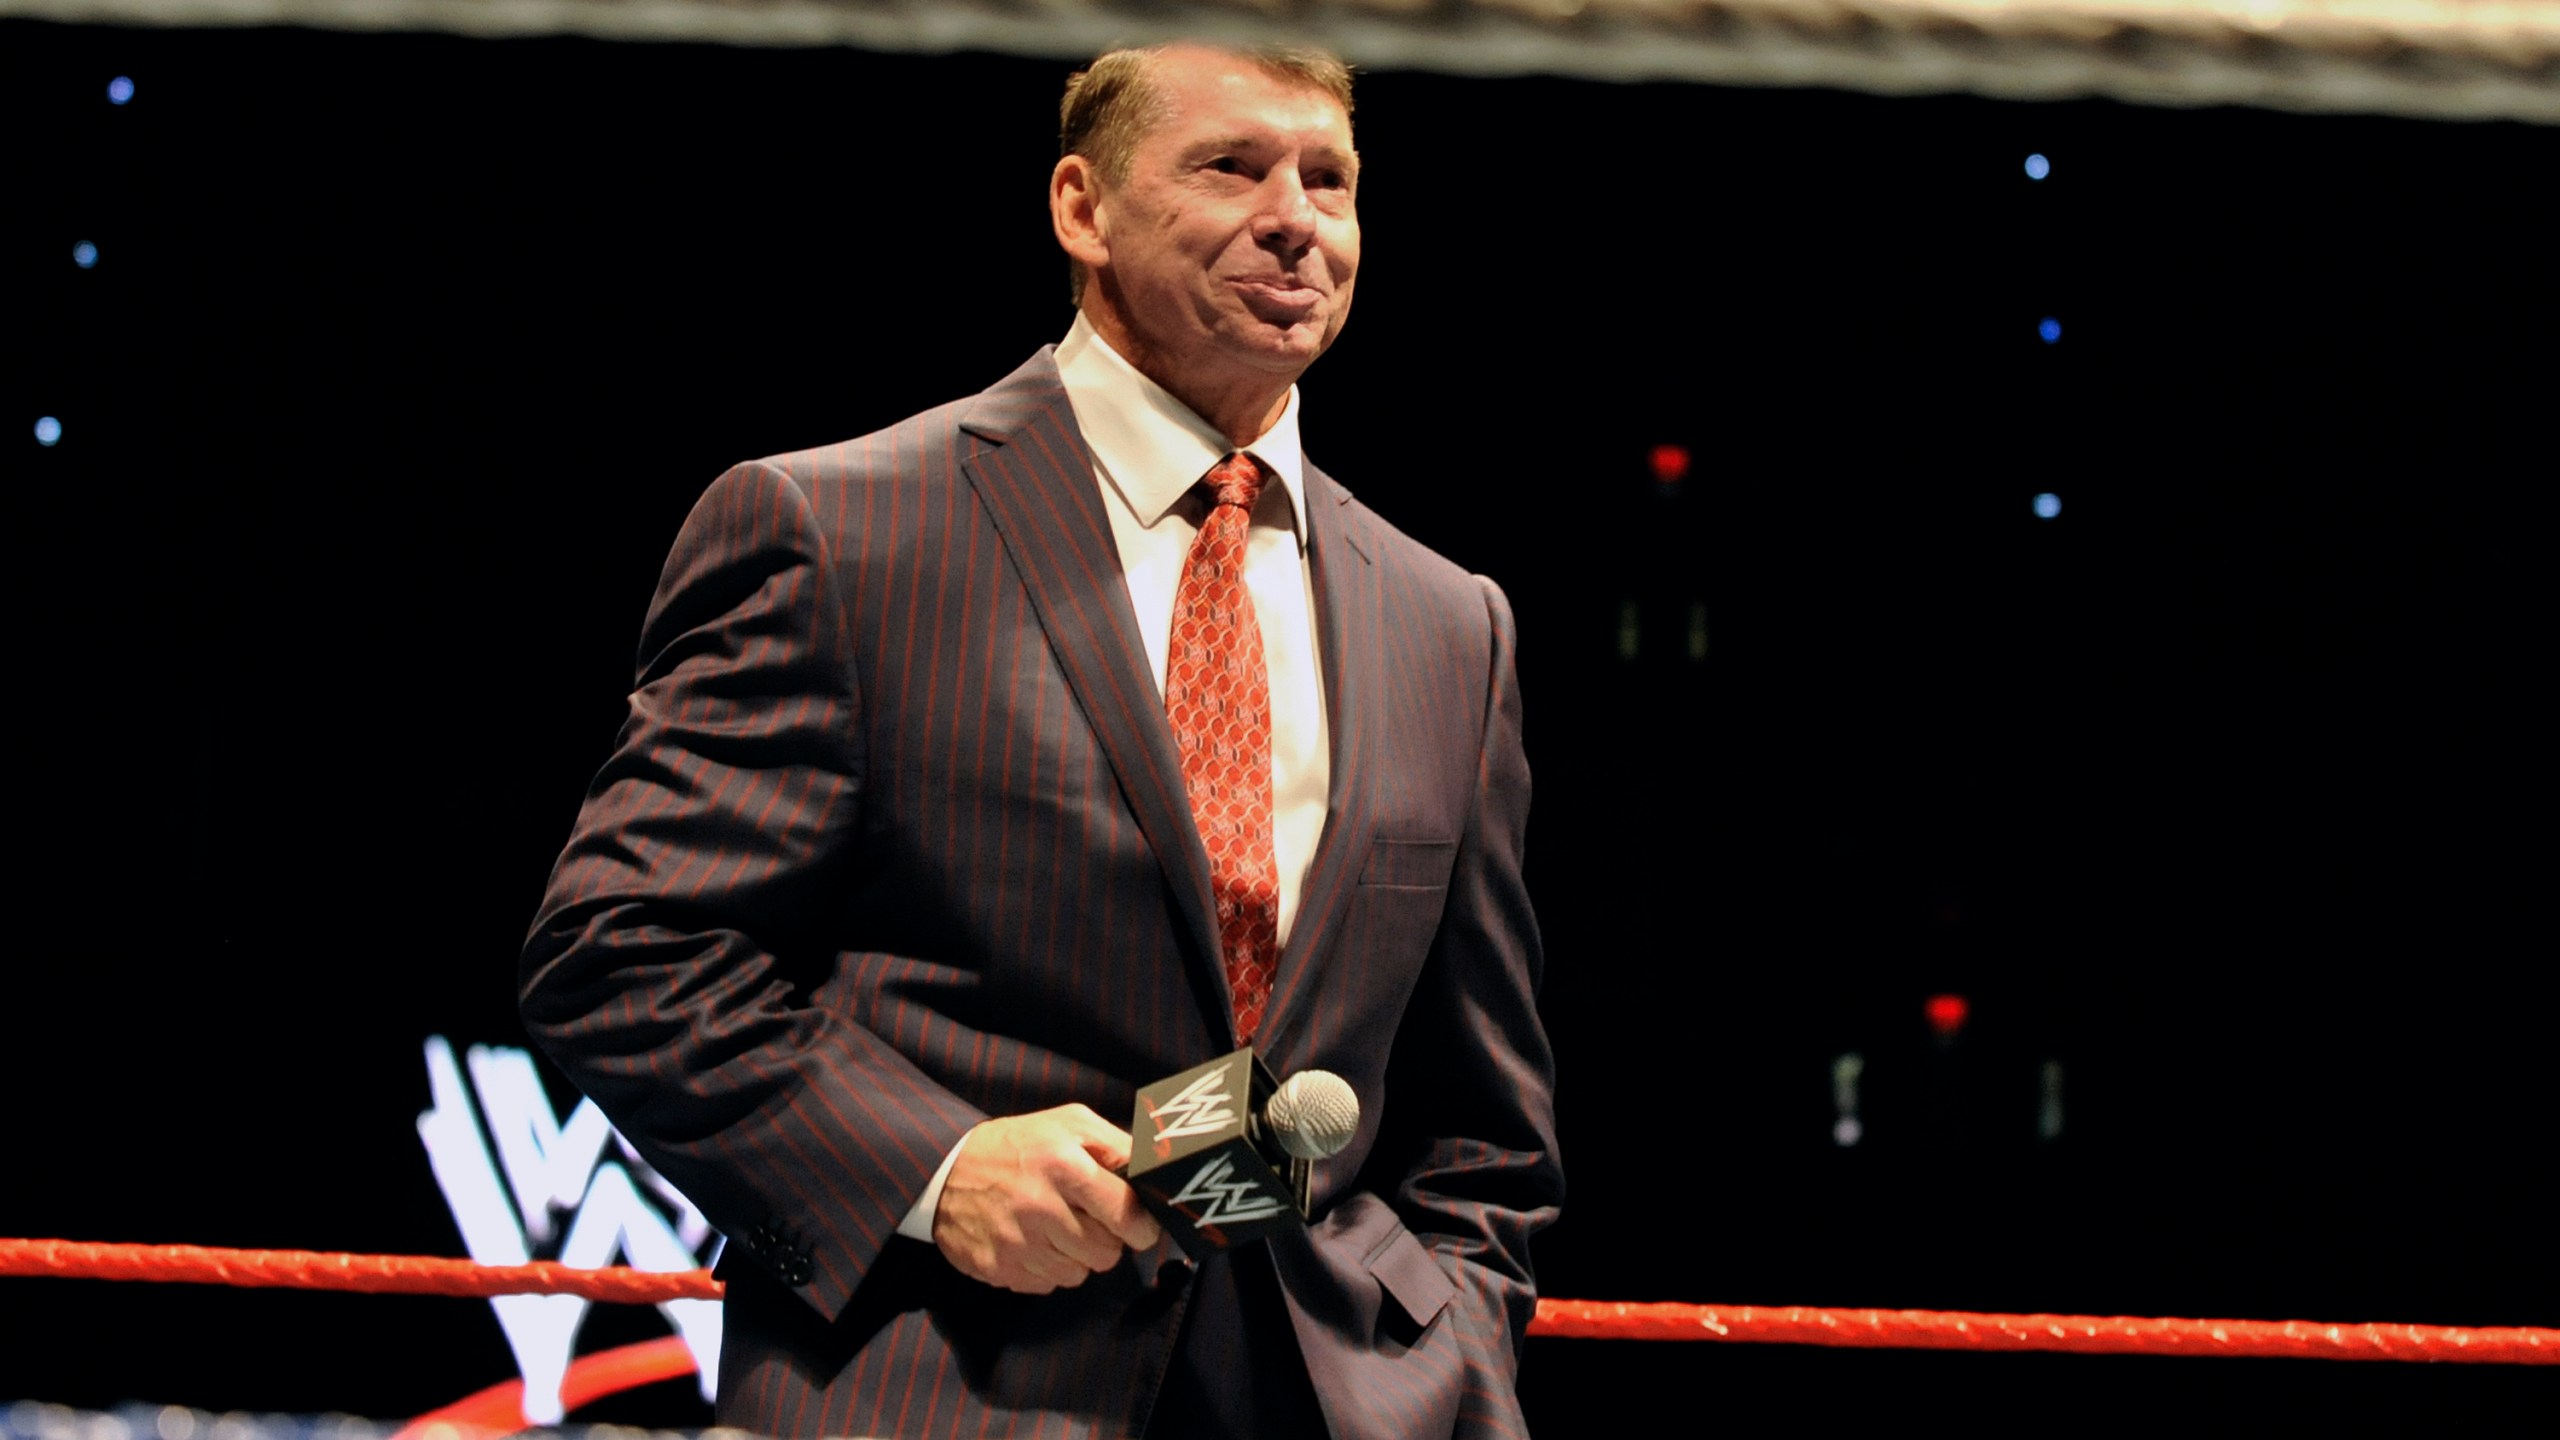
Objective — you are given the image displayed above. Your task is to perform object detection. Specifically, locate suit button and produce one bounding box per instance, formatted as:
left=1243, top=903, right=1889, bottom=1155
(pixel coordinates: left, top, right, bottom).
left=780, top=1256, right=814, bottom=1286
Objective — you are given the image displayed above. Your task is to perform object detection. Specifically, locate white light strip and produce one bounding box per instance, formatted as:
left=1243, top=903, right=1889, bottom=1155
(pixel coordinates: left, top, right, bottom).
left=4, top=0, right=2555, bottom=124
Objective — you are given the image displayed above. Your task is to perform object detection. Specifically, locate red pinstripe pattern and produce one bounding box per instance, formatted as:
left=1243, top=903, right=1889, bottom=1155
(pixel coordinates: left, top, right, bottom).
left=523, top=351, right=1558, bottom=1438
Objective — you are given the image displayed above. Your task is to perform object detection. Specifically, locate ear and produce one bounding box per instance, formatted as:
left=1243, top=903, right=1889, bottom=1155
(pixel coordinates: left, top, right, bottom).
left=1050, top=154, right=1112, bottom=272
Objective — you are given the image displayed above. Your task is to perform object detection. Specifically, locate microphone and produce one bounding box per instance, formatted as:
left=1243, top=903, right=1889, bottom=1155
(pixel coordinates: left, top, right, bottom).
left=1264, top=1068, right=1361, bottom=1160
left=1125, top=1047, right=1359, bottom=1253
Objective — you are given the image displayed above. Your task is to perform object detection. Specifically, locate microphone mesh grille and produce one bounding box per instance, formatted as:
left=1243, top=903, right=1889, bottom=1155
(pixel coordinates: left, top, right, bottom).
left=1267, top=1070, right=1361, bottom=1160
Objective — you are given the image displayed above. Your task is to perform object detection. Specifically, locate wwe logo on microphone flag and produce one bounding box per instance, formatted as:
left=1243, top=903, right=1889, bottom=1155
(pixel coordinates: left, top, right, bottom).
left=417, top=1037, right=723, bottom=1424
left=1146, top=1067, right=1245, bottom=1149
left=1167, top=1152, right=1290, bottom=1226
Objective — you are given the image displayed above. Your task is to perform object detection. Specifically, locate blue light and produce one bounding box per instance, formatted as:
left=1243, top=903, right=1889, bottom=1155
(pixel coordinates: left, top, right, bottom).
left=35, top=417, right=63, bottom=447
left=2024, top=153, right=2051, bottom=181
left=2033, top=492, right=2061, bottom=520
left=107, top=76, right=135, bottom=105
left=73, top=241, right=99, bottom=269
left=2038, top=316, right=2063, bottom=344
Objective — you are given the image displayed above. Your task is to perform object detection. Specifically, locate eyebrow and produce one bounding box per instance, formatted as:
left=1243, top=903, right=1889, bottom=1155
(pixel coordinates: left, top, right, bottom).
left=1188, top=134, right=1360, bottom=173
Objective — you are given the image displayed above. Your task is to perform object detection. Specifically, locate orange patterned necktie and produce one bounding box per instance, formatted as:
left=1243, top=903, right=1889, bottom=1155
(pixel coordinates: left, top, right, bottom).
left=1164, top=452, right=1280, bottom=1041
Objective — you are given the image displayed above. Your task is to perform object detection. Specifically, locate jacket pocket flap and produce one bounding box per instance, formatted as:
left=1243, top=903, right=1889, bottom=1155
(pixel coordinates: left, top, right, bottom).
left=1365, top=1226, right=1457, bottom=1330
left=1359, top=837, right=1457, bottom=889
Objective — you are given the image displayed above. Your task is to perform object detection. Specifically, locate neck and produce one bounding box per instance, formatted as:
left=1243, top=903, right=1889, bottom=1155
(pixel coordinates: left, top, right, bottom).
left=1079, top=302, right=1293, bottom=449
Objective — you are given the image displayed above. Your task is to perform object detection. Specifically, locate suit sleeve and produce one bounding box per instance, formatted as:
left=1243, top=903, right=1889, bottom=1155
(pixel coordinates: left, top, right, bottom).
left=1379, top=574, right=1565, bottom=1437
left=519, top=461, right=981, bottom=1322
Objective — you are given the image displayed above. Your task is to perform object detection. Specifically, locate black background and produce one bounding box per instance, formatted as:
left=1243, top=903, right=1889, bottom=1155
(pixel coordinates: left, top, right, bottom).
left=4, top=17, right=2553, bottom=1429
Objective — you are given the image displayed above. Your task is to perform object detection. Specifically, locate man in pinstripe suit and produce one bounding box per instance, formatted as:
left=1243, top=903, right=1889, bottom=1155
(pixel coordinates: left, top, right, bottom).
left=523, top=41, right=1560, bottom=1439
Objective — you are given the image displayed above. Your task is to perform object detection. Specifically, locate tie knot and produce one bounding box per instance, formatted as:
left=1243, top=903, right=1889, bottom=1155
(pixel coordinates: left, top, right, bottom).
left=1203, top=452, right=1267, bottom=512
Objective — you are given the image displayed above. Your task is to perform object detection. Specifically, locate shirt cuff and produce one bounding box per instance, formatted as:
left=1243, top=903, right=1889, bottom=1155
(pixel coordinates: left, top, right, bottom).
left=896, top=1130, right=972, bottom=1242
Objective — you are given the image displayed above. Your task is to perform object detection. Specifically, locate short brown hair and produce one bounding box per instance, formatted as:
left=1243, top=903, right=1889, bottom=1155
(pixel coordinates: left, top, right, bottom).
left=1058, top=43, right=1356, bottom=302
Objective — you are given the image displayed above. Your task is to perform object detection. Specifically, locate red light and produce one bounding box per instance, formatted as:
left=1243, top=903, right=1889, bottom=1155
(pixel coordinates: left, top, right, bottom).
left=1648, top=444, right=1690, bottom=485
left=1924, top=993, right=1970, bottom=1039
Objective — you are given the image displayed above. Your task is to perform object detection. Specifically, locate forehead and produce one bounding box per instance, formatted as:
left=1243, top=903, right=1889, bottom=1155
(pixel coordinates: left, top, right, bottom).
left=1143, top=50, right=1352, bottom=149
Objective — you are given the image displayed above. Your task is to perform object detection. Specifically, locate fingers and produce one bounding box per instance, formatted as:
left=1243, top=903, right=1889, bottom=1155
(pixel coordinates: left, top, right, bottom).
left=1042, top=1195, right=1131, bottom=1273
left=1012, top=1237, right=1090, bottom=1294
left=933, top=1105, right=1162, bottom=1294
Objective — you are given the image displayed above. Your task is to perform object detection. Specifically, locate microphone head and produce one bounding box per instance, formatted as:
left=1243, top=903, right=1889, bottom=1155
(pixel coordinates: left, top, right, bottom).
left=1265, top=1070, right=1361, bottom=1160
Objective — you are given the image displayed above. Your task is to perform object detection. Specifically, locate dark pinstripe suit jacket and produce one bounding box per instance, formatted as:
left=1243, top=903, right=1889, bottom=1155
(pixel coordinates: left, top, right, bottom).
left=521, top=349, right=1561, bottom=1439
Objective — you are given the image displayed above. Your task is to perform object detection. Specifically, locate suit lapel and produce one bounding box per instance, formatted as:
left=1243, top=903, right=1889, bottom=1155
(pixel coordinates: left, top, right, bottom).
left=1262, top=463, right=1379, bottom=1043
left=957, top=351, right=1231, bottom=1030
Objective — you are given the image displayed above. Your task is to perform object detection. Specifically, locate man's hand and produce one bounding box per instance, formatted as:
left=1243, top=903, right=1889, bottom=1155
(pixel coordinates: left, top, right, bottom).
left=933, top=1103, right=1165, bottom=1293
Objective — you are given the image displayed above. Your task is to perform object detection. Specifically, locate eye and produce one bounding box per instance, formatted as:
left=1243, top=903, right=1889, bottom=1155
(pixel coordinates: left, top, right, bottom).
left=1206, top=156, right=1246, bottom=176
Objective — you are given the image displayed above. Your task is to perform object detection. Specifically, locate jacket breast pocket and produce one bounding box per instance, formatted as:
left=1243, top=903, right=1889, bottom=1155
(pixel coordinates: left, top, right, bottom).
left=1358, top=837, right=1457, bottom=891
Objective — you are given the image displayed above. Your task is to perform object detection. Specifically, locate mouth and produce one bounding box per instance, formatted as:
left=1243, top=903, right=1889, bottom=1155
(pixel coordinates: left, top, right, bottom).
left=1230, top=277, right=1326, bottom=322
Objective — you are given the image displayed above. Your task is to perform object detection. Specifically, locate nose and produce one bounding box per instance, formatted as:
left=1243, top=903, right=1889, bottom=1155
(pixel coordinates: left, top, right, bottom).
left=1250, top=168, right=1319, bottom=258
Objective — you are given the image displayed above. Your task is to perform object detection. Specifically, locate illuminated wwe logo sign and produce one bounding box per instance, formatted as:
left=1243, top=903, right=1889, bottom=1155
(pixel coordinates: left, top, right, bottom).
left=416, top=1037, right=722, bottom=1424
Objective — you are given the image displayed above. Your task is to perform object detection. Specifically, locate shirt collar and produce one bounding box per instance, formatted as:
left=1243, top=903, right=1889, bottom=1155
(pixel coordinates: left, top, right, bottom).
left=1055, top=310, right=1308, bottom=548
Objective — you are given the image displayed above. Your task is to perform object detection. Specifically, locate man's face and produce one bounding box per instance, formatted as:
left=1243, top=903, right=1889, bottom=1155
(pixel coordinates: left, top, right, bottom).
left=1088, top=51, right=1361, bottom=388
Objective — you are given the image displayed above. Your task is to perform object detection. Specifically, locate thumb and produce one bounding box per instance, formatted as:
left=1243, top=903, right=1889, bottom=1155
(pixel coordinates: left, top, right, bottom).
left=1060, top=1161, right=1164, bottom=1252
left=1055, top=1107, right=1160, bottom=1250
left=1061, top=1104, right=1136, bottom=1172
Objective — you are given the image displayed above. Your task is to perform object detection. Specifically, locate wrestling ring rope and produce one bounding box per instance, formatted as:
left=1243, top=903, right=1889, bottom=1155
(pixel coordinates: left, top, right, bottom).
left=7, top=1238, right=2551, bottom=1374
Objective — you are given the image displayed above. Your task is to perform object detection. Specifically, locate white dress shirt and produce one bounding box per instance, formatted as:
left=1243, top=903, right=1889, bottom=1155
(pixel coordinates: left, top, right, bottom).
left=898, top=313, right=1333, bottom=1240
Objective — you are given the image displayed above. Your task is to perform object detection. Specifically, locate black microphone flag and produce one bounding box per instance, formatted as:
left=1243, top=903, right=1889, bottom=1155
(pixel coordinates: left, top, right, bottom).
left=1126, top=1048, right=1309, bottom=1253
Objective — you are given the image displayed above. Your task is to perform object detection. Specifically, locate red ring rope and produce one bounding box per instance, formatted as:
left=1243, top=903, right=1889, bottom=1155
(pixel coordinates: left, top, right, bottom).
left=5, top=1238, right=2549, bottom=1364
left=0, top=1238, right=717, bottom=1303
left=1529, top=1298, right=2551, bottom=1363
left=395, top=1336, right=700, bottom=1438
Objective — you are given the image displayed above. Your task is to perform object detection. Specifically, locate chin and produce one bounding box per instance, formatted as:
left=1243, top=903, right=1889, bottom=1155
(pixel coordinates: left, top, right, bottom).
left=1247, top=323, right=1333, bottom=365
